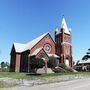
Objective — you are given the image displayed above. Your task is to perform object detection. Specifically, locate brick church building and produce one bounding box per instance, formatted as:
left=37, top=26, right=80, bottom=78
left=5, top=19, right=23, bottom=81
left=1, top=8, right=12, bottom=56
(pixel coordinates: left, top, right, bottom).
left=10, top=17, right=73, bottom=72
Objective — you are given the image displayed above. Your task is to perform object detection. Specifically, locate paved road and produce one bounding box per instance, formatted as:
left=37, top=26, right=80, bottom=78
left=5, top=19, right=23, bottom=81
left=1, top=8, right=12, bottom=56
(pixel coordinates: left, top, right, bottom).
left=3, top=78, right=90, bottom=90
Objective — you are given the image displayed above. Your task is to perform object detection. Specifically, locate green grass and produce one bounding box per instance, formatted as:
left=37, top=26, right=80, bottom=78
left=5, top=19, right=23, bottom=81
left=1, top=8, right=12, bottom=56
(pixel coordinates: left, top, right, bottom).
left=0, top=72, right=90, bottom=88
left=0, top=72, right=90, bottom=79
left=0, top=72, right=30, bottom=79
left=0, top=72, right=78, bottom=79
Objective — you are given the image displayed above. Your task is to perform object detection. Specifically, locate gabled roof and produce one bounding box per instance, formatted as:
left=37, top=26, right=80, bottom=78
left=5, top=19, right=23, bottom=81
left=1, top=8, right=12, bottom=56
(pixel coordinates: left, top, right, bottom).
left=13, top=43, right=26, bottom=53
left=25, top=32, right=49, bottom=50
left=79, top=59, right=90, bottom=64
left=48, top=54, right=60, bottom=58
left=13, top=32, right=49, bottom=53
left=29, top=47, right=49, bottom=58
left=30, top=47, right=43, bottom=56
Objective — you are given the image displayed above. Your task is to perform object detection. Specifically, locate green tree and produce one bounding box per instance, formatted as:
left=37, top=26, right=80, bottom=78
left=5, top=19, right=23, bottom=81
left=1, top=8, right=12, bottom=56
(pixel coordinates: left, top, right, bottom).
left=73, top=61, right=75, bottom=65
left=1, top=62, right=6, bottom=69
left=58, top=63, right=66, bottom=69
left=29, top=58, right=45, bottom=73
left=1, top=62, right=6, bottom=71
left=48, top=56, right=57, bottom=68
left=82, top=49, right=90, bottom=60
left=76, top=60, right=80, bottom=66
left=5, top=62, right=9, bottom=67
left=0, top=62, right=10, bottom=72
left=5, top=62, right=10, bottom=71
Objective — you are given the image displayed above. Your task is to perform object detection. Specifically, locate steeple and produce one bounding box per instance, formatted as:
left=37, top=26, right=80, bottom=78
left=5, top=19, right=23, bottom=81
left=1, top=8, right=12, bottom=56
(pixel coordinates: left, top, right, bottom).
left=61, top=16, right=70, bottom=34
left=55, top=16, right=73, bottom=67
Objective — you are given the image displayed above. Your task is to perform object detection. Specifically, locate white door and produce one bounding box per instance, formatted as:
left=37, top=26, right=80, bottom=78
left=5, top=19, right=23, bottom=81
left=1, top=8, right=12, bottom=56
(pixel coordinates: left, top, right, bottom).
left=66, top=59, right=69, bottom=66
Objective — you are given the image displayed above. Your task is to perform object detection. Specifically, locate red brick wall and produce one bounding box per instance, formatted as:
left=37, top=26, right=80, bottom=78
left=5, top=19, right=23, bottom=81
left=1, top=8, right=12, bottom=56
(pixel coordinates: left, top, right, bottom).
left=35, top=49, right=48, bottom=70
left=30, top=34, right=55, bottom=54
left=15, top=54, right=21, bottom=72
left=55, top=29, right=73, bottom=67
left=64, top=34, right=71, bottom=43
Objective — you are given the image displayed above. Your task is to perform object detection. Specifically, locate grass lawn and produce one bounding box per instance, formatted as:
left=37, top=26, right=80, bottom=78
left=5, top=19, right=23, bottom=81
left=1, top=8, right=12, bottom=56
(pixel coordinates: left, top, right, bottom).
left=0, top=72, right=90, bottom=88
left=0, top=72, right=29, bottom=79
left=0, top=72, right=90, bottom=79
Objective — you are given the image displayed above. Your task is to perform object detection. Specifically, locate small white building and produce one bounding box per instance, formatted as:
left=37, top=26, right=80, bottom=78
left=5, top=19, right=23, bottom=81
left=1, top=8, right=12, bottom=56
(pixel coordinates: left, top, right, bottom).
left=78, top=59, right=90, bottom=71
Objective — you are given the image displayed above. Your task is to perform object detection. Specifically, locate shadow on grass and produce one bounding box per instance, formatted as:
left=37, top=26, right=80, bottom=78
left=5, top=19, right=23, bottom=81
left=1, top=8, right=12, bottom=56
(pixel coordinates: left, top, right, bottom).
left=26, top=73, right=42, bottom=76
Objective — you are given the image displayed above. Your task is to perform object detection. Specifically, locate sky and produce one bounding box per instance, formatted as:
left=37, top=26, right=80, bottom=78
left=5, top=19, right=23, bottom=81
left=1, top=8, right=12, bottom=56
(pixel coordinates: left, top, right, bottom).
left=0, top=0, right=90, bottom=63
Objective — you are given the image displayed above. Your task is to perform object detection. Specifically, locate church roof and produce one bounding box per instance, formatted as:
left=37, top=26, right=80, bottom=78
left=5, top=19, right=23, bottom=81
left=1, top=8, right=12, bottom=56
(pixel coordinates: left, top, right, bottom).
left=30, top=48, right=59, bottom=58
left=61, top=17, right=71, bottom=34
left=13, top=32, right=49, bottom=53
left=79, top=59, right=90, bottom=64
left=30, top=47, right=43, bottom=56
left=13, top=43, right=26, bottom=53
left=25, top=32, right=49, bottom=50
left=48, top=54, right=60, bottom=58
left=55, top=17, right=71, bottom=35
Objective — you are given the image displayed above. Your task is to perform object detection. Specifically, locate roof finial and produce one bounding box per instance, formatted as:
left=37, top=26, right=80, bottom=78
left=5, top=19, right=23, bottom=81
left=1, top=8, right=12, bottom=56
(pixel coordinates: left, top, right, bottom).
left=62, top=14, right=64, bottom=17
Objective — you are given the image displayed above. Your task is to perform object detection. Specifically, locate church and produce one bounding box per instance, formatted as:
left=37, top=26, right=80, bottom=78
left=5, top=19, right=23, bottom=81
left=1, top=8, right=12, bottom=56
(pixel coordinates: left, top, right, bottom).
left=10, top=17, right=73, bottom=72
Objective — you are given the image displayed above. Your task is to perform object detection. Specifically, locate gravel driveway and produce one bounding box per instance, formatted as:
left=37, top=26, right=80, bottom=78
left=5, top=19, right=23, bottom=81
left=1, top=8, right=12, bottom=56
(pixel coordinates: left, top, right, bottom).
left=2, top=78, right=90, bottom=90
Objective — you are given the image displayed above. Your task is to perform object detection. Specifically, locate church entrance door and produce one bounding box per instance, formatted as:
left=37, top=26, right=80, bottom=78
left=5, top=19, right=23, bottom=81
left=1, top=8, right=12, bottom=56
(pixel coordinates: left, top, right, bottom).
left=65, top=57, right=69, bottom=66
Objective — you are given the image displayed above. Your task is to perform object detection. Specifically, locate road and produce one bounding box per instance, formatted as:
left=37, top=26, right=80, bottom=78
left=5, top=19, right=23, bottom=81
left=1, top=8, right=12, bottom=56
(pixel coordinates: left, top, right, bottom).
left=3, top=78, right=90, bottom=90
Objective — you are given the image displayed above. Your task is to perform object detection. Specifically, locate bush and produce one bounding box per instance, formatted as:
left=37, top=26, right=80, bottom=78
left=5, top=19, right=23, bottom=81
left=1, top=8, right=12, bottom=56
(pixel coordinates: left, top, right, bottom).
left=58, top=63, right=76, bottom=72
left=48, top=56, right=57, bottom=68
left=29, top=58, right=45, bottom=73
left=58, top=63, right=66, bottom=69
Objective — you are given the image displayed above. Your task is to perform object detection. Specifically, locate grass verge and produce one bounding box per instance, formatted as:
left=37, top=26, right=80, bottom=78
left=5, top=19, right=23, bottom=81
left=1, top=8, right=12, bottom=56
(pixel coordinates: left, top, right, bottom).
left=0, top=72, right=90, bottom=88
left=0, top=72, right=90, bottom=79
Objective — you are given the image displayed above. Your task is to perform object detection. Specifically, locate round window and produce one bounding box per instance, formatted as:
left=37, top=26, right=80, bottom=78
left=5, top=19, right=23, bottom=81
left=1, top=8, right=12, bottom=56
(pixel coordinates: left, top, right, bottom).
left=44, top=44, right=51, bottom=53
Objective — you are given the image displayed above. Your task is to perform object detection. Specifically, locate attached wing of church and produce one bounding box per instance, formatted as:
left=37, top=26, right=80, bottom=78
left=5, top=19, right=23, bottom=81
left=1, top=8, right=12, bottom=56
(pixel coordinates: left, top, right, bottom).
left=10, top=17, right=73, bottom=72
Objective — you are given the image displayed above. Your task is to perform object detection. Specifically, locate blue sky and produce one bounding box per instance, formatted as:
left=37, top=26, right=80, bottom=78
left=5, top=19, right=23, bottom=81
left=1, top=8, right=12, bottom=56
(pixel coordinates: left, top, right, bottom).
left=0, top=0, right=90, bottom=63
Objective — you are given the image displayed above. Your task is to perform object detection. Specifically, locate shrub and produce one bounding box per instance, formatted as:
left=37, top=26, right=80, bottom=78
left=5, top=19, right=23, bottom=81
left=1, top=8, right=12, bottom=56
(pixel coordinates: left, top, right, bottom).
left=48, top=56, right=57, bottom=68
left=58, top=63, right=66, bottom=69
left=29, top=58, right=45, bottom=73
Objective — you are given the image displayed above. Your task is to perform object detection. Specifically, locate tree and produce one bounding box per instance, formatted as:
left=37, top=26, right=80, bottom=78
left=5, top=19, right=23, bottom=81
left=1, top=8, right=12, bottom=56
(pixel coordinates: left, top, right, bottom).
left=1, top=62, right=6, bottom=69
left=5, top=62, right=9, bottom=67
left=5, top=62, right=10, bottom=70
left=87, top=48, right=90, bottom=54
left=76, top=60, right=80, bottom=66
left=58, top=63, right=66, bottom=69
left=73, top=61, right=75, bottom=65
left=29, top=58, right=45, bottom=73
left=0, top=62, right=10, bottom=72
left=48, top=56, right=57, bottom=68
left=1, top=62, right=6, bottom=72
left=82, top=55, right=90, bottom=60
left=82, top=49, right=90, bottom=60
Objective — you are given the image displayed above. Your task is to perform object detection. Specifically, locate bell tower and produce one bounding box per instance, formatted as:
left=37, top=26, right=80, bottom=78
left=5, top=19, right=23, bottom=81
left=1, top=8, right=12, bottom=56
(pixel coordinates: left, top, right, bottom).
left=55, top=17, right=73, bottom=67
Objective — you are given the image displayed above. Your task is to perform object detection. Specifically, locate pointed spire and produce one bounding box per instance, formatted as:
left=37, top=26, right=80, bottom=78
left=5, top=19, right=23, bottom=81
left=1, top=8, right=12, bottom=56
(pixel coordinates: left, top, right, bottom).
left=61, top=16, right=70, bottom=34
left=61, top=16, right=68, bottom=29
